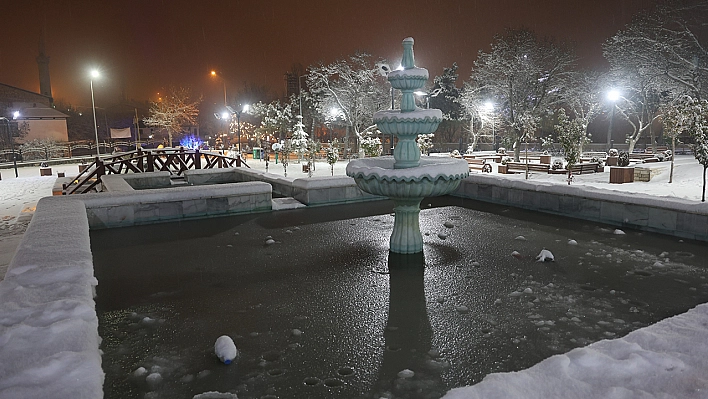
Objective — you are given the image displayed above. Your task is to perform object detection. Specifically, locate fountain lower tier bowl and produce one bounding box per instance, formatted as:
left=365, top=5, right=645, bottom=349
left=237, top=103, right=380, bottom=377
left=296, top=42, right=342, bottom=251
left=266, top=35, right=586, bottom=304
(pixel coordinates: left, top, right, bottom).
left=346, top=156, right=469, bottom=199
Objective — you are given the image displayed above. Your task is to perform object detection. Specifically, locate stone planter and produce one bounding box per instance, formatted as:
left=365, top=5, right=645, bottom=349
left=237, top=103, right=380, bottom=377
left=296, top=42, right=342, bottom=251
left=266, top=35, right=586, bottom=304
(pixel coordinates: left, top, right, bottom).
left=79, top=163, right=89, bottom=173
left=609, top=166, right=634, bottom=184
left=606, top=156, right=618, bottom=166
left=39, top=167, right=52, bottom=176
left=498, top=164, right=508, bottom=174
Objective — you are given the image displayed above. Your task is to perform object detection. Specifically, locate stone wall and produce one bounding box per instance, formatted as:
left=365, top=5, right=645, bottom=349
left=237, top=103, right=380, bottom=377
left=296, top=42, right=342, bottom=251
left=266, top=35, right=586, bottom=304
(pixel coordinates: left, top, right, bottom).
left=453, top=175, right=708, bottom=242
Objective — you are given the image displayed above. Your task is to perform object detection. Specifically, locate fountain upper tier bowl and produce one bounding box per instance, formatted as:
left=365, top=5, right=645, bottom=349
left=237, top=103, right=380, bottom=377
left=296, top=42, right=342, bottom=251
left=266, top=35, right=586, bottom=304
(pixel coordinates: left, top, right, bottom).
left=346, top=156, right=469, bottom=198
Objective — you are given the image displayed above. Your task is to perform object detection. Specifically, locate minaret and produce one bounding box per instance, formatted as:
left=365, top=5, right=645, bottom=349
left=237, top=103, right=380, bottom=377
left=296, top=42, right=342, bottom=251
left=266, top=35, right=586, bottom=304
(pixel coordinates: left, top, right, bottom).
left=36, top=29, right=53, bottom=102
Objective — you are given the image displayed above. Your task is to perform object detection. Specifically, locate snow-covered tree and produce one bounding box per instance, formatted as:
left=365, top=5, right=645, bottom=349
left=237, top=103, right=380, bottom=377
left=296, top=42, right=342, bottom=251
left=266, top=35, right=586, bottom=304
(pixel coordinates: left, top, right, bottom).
left=563, top=70, right=603, bottom=153
left=307, top=53, right=390, bottom=156
left=249, top=100, right=293, bottom=142
left=555, top=109, right=585, bottom=185
left=663, top=95, right=708, bottom=198
left=325, top=139, right=340, bottom=176
left=604, top=0, right=707, bottom=101
left=429, top=63, right=466, bottom=145
left=291, top=115, right=309, bottom=163
left=143, top=87, right=201, bottom=146
left=458, top=85, right=498, bottom=151
left=470, top=28, right=576, bottom=161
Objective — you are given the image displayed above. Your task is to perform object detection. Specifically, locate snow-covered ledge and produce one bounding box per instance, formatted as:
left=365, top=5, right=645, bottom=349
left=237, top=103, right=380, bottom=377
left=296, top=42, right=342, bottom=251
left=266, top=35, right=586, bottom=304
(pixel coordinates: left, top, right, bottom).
left=0, top=197, right=103, bottom=398
left=443, top=302, right=708, bottom=398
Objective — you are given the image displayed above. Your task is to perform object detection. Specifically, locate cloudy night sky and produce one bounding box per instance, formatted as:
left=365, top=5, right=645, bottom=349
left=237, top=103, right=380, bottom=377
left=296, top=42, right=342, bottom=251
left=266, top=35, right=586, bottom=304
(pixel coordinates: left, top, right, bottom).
left=2, top=0, right=653, bottom=110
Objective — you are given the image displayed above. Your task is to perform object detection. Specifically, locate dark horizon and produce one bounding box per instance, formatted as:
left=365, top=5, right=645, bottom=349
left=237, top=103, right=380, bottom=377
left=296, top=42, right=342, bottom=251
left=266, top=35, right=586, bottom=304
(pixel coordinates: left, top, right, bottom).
left=2, top=0, right=654, bottom=110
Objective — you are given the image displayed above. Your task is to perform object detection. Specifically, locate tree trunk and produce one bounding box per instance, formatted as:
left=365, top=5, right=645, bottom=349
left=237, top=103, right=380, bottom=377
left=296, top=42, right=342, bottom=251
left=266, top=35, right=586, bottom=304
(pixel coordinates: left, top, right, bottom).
left=703, top=166, right=706, bottom=202
left=669, top=138, right=675, bottom=184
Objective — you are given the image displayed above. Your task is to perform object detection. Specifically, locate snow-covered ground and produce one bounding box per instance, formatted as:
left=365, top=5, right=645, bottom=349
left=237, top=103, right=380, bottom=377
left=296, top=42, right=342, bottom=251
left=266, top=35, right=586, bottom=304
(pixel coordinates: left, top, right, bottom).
left=0, top=154, right=706, bottom=399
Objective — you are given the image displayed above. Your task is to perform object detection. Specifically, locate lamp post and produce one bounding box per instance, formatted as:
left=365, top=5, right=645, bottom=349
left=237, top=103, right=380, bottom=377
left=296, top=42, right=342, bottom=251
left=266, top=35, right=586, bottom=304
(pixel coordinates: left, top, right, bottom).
left=607, top=90, right=620, bottom=151
left=210, top=71, right=227, bottom=106
left=223, top=104, right=250, bottom=155
left=90, top=70, right=101, bottom=156
left=484, top=101, right=495, bottom=150
left=1, top=114, right=18, bottom=177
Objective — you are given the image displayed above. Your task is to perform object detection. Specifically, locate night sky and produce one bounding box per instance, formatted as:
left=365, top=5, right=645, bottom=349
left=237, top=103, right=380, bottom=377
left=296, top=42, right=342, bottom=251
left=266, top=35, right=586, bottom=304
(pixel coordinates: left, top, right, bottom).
left=2, top=0, right=653, bottom=109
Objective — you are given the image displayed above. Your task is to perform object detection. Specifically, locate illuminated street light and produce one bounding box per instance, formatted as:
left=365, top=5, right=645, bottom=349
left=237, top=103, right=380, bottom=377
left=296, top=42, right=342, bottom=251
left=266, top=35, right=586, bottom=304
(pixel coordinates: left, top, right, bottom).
left=606, top=89, right=620, bottom=150
left=89, top=69, right=101, bottom=156
left=221, top=104, right=250, bottom=154
left=210, top=70, right=227, bottom=106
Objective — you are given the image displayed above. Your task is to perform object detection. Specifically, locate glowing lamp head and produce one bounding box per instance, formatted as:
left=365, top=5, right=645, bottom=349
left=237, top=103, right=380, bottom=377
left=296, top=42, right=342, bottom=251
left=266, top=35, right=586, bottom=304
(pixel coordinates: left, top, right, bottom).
left=607, top=90, right=620, bottom=102
left=12, top=111, right=20, bottom=119
left=90, top=70, right=100, bottom=79
left=484, top=102, right=494, bottom=112
left=221, top=112, right=229, bottom=120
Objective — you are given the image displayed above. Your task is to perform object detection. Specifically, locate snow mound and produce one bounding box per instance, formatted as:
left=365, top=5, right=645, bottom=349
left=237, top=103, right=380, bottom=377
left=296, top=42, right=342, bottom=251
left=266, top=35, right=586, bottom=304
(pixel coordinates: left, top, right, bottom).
left=536, top=249, right=554, bottom=262
left=613, top=229, right=626, bottom=235
left=215, top=335, right=238, bottom=364
left=193, top=392, right=238, bottom=399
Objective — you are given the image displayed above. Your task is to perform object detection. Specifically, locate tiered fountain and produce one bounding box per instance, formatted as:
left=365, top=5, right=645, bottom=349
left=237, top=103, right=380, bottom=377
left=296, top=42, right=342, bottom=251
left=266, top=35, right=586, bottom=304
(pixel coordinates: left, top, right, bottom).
left=346, top=37, right=469, bottom=254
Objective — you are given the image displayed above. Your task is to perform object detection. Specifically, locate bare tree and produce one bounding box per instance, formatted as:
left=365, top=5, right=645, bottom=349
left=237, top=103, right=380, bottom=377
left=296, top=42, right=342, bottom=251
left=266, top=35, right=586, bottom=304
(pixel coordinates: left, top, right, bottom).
left=143, top=87, right=201, bottom=146
left=470, top=28, right=576, bottom=161
left=307, top=53, right=390, bottom=156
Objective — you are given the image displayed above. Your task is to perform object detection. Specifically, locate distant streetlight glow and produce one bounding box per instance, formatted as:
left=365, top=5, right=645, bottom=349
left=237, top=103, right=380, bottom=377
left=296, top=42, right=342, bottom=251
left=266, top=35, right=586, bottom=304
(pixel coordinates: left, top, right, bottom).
left=89, top=69, right=101, bottom=156
left=210, top=70, right=227, bottom=106
left=484, top=101, right=494, bottom=112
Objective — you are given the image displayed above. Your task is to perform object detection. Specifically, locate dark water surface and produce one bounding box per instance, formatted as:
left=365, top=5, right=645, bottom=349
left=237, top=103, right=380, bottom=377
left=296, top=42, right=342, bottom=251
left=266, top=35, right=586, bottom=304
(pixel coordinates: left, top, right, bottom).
left=91, top=196, right=708, bottom=399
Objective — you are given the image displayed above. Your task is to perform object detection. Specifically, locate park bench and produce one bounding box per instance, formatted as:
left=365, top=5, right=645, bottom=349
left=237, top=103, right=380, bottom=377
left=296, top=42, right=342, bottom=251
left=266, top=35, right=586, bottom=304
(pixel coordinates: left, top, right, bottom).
left=466, top=158, right=492, bottom=173
left=569, top=162, right=600, bottom=174
left=506, top=161, right=550, bottom=174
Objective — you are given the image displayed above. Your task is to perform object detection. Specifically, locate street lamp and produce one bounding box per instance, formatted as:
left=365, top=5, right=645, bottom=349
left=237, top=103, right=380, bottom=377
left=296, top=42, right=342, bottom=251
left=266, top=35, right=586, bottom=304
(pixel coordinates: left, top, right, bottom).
left=484, top=101, right=495, bottom=150
left=89, top=69, right=101, bottom=156
left=210, top=70, right=227, bottom=106
left=607, top=90, right=620, bottom=151
left=1, top=113, right=19, bottom=177
left=223, top=104, right=250, bottom=154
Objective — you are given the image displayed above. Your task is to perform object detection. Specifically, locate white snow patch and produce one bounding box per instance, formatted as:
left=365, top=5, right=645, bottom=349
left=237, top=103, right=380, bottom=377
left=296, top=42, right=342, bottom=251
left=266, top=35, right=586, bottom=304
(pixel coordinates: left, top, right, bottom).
left=397, top=369, right=415, bottom=379
left=613, top=229, right=626, bottom=235
left=536, top=249, right=554, bottom=262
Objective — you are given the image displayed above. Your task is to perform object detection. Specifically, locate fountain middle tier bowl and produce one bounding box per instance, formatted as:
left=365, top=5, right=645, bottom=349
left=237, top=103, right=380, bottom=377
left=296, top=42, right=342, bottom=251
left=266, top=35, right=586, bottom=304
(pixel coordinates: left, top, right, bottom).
left=373, top=109, right=443, bottom=136
left=346, top=156, right=469, bottom=198
left=387, top=67, right=429, bottom=90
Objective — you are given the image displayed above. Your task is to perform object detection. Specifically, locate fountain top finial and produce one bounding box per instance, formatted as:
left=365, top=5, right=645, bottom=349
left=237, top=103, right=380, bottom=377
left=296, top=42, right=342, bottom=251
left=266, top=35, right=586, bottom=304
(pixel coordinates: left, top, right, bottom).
left=401, top=37, right=415, bottom=69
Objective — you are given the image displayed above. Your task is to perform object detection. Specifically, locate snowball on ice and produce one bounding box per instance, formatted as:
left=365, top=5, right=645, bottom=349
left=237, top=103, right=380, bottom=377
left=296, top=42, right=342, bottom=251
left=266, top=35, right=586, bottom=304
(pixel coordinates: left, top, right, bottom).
left=613, top=229, right=626, bottom=235
left=215, top=335, right=238, bottom=365
left=536, top=249, right=554, bottom=262
left=567, top=239, right=578, bottom=245
left=511, top=251, right=522, bottom=259
left=192, top=392, right=239, bottom=399
left=398, top=369, right=415, bottom=378
left=514, top=235, right=527, bottom=241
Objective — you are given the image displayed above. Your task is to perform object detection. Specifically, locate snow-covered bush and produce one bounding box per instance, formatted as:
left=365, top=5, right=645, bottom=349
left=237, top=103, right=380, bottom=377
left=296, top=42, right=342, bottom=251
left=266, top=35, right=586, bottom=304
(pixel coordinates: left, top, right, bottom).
left=451, top=149, right=461, bottom=157
left=664, top=150, right=673, bottom=161
left=551, top=159, right=564, bottom=170
left=608, top=148, right=619, bottom=157
left=590, top=157, right=604, bottom=168
left=417, top=133, right=434, bottom=155
left=496, top=147, right=506, bottom=154
left=501, top=156, right=512, bottom=165
left=357, top=131, right=382, bottom=157
left=618, top=151, right=630, bottom=167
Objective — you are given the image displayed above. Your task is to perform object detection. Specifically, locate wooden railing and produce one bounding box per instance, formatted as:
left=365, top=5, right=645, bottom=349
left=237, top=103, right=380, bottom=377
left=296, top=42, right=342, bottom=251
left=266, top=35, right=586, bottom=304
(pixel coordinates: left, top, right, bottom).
left=62, top=147, right=249, bottom=195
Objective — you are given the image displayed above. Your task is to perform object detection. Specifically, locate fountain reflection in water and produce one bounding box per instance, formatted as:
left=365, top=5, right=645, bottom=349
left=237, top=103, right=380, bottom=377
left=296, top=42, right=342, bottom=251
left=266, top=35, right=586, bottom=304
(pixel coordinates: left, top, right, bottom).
left=347, top=37, right=469, bottom=254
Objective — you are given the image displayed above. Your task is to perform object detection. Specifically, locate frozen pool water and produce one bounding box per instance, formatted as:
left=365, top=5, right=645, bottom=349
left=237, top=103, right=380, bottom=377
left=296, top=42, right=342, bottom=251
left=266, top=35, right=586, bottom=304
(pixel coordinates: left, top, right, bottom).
left=91, top=196, right=708, bottom=399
